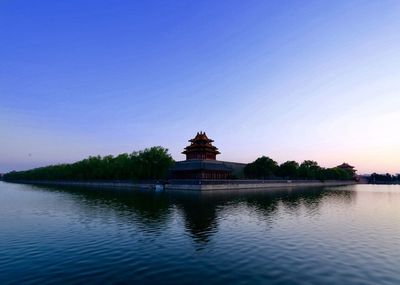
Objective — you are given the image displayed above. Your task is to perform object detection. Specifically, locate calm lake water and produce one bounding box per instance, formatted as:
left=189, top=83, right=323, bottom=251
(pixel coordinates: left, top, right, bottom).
left=0, top=182, right=399, bottom=285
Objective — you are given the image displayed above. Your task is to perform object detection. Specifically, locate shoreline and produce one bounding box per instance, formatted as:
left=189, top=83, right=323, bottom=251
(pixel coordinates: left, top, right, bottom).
left=2, top=179, right=357, bottom=191
left=166, top=180, right=356, bottom=191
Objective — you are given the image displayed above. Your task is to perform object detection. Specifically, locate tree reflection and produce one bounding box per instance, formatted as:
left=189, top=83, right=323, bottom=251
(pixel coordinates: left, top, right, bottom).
left=30, top=184, right=355, bottom=245
left=34, top=185, right=173, bottom=231
left=169, top=187, right=355, bottom=244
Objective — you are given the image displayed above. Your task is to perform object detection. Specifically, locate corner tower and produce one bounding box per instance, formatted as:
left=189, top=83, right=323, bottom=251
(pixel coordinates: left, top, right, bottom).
left=182, top=132, right=220, bottom=160
left=169, top=132, right=233, bottom=180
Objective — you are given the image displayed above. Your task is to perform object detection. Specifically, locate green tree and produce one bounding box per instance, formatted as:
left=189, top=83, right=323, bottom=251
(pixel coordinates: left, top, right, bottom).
left=3, top=146, right=175, bottom=181
left=244, top=156, right=278, bottom=179
left=298, top=160, right=321, bottom=180
left=278, top=161, right=299, bottom=179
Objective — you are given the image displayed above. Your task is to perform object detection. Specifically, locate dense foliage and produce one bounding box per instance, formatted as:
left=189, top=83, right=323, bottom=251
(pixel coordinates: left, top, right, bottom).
left=4, top=147, right=174, bottom=181
left=244, top=156, right=278, bottom=179
left=244, top=156, right=354, bottom=180
left=368, top=173, right=400, bottom=184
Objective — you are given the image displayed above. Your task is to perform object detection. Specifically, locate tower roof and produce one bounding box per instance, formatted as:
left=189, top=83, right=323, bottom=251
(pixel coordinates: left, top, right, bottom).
left=182, top=132, right=220, bottom=158
left=337, top=163, right=355, bottom=169
left=188, top=131, right=214, bottom=143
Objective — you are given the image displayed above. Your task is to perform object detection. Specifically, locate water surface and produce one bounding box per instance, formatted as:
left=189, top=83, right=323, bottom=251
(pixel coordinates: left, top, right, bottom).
left=0, top=182, right=399, bottom=285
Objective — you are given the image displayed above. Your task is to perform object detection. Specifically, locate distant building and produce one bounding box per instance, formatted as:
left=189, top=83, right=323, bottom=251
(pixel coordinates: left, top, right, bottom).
left=337, top=163, right=356, bottom=173
left=170, top=132, right=245, bottom=180
left=337, top=162, right=358, bottom=180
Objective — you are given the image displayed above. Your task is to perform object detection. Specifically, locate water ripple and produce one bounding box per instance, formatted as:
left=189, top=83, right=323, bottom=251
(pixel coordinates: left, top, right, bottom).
left=0, top=183, right=400, bottom=284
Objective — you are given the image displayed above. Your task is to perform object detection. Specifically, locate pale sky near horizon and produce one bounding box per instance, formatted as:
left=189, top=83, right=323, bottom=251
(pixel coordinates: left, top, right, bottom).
left=1, top=0, right=400, bottom=174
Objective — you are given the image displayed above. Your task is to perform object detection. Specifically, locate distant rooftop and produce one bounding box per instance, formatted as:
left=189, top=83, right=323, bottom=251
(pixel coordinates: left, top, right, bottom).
left=337, top=163, right=355, bottom=169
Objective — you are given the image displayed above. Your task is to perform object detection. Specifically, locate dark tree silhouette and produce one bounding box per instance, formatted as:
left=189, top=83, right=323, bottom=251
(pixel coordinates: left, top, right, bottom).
left=244, top=156, right=278, bottom=179
left=4, top=146, right=174, bottom=181
left=244, top=157, right=354, bottom=181
left=277, top=161, right=299, bottom=179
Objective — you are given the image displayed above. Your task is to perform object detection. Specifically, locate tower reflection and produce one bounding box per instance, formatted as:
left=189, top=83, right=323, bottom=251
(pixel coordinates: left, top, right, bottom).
left=32, top=185, right=355, bottom=245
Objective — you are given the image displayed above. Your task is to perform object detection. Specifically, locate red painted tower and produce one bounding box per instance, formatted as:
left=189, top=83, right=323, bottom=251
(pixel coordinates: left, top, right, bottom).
left=169, top=132, right=239, bottom=179
left=182, top=132, right=220, bottom=160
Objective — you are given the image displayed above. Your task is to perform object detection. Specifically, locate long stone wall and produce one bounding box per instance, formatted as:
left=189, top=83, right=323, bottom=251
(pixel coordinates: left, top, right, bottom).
left=6, top=179, right=356, bottom=192
left=165, top=180, right=356, bottom=191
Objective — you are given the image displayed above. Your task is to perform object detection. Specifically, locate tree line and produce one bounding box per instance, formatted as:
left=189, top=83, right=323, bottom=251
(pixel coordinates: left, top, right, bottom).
left=3, top=150, right=356, bottom=182
left=244, top=156, right=354, bottom=180
left=368, top=173, right=400, bottom=184
left=3, top=146, right=175, bottom=181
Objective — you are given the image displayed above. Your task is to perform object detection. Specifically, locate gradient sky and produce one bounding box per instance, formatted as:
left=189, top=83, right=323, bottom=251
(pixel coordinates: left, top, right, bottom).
left=1, top=0, right=400, bottom=174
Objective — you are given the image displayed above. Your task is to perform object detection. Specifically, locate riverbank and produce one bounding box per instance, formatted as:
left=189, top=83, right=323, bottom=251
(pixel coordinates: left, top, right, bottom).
left=3, top=179, right=356, bottom=191
left=3, top=180, right=157, bottom=190
left=166, top=179, right=356, bottom=191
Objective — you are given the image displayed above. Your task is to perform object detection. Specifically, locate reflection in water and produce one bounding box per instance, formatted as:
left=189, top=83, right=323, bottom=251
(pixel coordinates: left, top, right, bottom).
left=32, top=185, right=174, bottom=231
left=175, top=195, right=220, bottom=244
left=178, top=188, right=356, bottom=244
left=1, top=182, right=400, bottom=285
left=30, top=185, right=356, bottom=245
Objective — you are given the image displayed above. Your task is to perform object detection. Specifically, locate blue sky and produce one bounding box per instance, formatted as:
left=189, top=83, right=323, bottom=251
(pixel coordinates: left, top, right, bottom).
left=1, top=0, right=400, bottom=173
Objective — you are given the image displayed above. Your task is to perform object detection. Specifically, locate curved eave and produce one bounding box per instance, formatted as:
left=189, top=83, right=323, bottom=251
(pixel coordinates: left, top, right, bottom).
left=182, top=147, right=220, bottom=154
